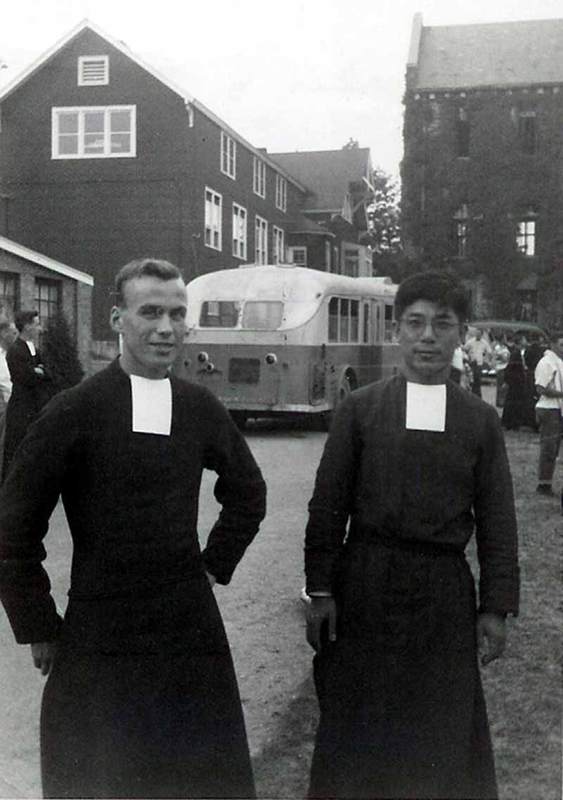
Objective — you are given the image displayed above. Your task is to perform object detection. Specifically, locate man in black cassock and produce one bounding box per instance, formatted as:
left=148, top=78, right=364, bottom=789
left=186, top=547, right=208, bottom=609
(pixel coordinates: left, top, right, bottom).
left=304, top=271, right=519, bottom=800
left=2, top=309, right=52, bottom=481
left=0, top=258, right=266, bottom=799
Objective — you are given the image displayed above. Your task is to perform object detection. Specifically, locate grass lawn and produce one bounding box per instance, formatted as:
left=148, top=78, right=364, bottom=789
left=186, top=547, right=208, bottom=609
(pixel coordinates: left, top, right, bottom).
left=255, top=425, right=562, bottom=800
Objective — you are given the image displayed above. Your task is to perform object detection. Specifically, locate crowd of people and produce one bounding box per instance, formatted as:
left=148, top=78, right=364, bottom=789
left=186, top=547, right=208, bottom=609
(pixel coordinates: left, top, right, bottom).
left=0, top=264, right=559, bottom=799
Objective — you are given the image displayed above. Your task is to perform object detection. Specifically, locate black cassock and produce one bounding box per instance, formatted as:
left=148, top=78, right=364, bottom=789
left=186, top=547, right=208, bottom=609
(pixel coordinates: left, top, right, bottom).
left=305, top=375, right=520, bottom=800
left=0, top=360, right=266, bottom=799
left=3, top=337, right=52, bottom=480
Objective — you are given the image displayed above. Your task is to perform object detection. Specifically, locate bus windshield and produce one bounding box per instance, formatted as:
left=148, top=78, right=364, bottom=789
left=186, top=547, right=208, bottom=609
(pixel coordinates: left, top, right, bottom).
left=242, top=301, right=283, bottom=330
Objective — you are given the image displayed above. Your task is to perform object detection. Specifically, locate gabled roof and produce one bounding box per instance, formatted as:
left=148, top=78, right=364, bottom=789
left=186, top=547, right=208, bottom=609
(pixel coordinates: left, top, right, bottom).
left=0, top=20, right=306, bottom=193
left=0, top=235, right=94, bottom=285
left=270, top=148, right=372, bottom=213
left=408, top=15, right=563, bottom=90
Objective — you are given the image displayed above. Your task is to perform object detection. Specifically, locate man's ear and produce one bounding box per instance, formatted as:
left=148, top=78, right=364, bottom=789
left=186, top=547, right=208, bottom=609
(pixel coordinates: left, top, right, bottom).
left=110, top=306, right=123, bottom=335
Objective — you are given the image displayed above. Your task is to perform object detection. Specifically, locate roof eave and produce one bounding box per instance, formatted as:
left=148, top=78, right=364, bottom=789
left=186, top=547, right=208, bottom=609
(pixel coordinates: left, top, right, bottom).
left=0, top=235, right=94, bottom=285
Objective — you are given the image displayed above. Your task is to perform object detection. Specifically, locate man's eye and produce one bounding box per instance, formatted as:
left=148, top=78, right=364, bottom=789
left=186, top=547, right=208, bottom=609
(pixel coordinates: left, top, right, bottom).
left=171, top=309, right=187, bottom=321
left=141, top=308, right=159, bottom=318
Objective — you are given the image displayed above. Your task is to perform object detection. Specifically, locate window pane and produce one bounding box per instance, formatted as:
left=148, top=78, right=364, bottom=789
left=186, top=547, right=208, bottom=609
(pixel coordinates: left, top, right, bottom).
left=58, top=135, right=79, bottom=155
left=242, top=301, right=283, bottom=330
left=328, top=298, right=338, bottom=342
left=58, top=113, right=78, bottom=134
left=339, top=299, right=349, bottom=341
left=84, top=112, right=104, bottom=133
left=84, top=134, right=105, bottom=153
left=110, top=110, right=131, bottom=132
left=350, top=300, right=359, bottom=342
left=200, top=301, right=240, bottom=327
left=110, top=133, right=131, bottom=152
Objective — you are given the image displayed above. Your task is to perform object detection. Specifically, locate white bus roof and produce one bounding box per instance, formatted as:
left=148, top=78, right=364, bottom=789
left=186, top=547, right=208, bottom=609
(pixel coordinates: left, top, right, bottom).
left=186, top=264, right=397, bottom=330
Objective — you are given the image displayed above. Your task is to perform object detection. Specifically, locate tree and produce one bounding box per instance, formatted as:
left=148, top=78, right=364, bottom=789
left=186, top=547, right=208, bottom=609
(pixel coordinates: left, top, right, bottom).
left=41, top=313, right=84, bottom=395
left=361, top=168, right=405, bottom=280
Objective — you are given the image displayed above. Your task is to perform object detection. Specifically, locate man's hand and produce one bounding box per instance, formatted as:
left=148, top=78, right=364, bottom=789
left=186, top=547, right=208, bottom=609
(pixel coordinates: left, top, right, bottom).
left=31, top=642, right=57, bottom=676
left=306, top=596, right=337, bottom=652
left=477, top=612, right=506, bottom=666
left=206, top=571, right=216, bottom=588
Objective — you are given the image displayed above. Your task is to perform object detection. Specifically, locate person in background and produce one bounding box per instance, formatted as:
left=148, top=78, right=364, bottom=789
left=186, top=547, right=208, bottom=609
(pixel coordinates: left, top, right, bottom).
left=0, top=259, right=266, bottom=799
left=0, top=320, right=17, bottom=466
left=464, top=328, right=492, bottom=397
left=2, top=310, right=51, bottom=481
left=501, top=349, right=529, bottom=431
left=304, top=271, right=519, bottom=800
left=492, top=336, right=511, bottom=407
left=534, top=332, right=563, bottom=497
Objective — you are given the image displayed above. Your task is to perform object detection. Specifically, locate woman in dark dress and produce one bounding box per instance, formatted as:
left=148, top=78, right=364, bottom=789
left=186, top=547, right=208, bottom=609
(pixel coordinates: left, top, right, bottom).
left=502, top=350, right=530, bottom=430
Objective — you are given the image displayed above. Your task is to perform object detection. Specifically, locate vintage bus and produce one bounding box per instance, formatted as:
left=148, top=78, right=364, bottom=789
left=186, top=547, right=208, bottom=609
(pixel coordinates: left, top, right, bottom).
left=176, top=264, right=399, bottom=426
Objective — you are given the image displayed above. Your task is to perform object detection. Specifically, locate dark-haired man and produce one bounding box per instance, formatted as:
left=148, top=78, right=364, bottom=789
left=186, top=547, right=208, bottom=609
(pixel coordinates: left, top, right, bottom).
left=305, top=271, right=519, bottom=799
left=2, top=310, right=51, bottom=480
left=533, top=332, right=563, bottom=498
left=0, top=259, right=266, bottom=799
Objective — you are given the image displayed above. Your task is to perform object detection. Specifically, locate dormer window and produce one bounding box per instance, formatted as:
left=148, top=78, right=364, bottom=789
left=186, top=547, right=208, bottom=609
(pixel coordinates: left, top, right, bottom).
left=78, top=56, right=109, bottom=86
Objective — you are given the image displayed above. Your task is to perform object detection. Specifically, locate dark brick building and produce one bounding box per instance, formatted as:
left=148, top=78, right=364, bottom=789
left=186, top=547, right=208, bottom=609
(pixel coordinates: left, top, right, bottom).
left=401, top=14, right=563, bottom=329
left=0, top=20, right=306, bottom=342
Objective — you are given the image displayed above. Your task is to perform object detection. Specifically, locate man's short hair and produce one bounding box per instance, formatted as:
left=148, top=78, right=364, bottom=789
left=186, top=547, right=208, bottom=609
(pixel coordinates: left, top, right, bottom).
left=114, top=259, right=183, bottom=307
left=14, top=310, right=38, bottom=333
left=394, top=271, right=470, bottom=322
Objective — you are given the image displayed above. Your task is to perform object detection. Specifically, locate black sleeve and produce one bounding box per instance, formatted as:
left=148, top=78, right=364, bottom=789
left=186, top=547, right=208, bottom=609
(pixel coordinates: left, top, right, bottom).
left=473, top=407, right=520, bottom=616
left=200, top=395, right=266, bottom=584
left=304, top=395, right=361, bottom=594
left=0, top=393, right=75, bottom=642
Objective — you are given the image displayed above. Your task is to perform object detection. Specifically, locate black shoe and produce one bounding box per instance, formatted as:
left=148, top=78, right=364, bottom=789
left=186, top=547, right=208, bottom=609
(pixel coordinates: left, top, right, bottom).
left=536, top=484, right=554, bottom=496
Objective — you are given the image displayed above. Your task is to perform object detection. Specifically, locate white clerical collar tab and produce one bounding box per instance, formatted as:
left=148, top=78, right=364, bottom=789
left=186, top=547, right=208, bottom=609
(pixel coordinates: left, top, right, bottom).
left=130, top=374, right=172, bottom=436
left=405, top=381, right=446, bottom=432
left=25, top=340, right=36, bottom=357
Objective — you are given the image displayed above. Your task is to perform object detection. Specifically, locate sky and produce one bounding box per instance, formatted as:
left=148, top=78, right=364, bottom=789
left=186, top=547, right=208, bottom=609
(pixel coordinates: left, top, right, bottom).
left=1, top=0, right=562, bottom=178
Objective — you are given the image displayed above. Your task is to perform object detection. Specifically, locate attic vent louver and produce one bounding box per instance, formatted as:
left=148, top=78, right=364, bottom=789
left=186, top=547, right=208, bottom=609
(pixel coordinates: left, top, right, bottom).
left=78, top=56, right=109, bottom=86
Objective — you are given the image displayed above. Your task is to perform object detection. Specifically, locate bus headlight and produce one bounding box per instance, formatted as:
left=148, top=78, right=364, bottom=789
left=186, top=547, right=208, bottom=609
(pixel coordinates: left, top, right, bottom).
left=197, top=351, right=209, bottom=363
left=205, top=362, right=215, bottom=373
left=265, top=353, right=277, bottom=365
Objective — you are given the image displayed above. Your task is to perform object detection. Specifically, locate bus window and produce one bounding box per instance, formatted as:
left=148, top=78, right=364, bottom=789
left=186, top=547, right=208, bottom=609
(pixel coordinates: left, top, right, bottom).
left=200, top=301, right=240, bottom=328
left=242, top=301, right=283, bottom=330
left=384, top=304, right=394, bottom=342
left=328, top=297, right=338, bottom=342
left=362, top=302, right=370, bottom=343
left=339, top=299, right=350, bottom=342
left=350, top=300, right=359, bottom=342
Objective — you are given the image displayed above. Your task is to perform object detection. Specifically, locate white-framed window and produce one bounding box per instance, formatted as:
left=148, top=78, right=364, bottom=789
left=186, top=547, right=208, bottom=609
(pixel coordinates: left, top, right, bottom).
left=253, top=157, right=266, bottom=198
left=289, top=246, right=307, bottom=266
left=275, top=174, right=287, bottom=212
left=516, top=219, right=536, bottom=256
left=232, top=203, right=247, bottom=260
left=328, top=297, right=360, bottom=343
left=255, top=216, right=268, bottom=264
left=78, top=56, right=109, bottom=86
left=273, top=227, right=285, bottom=263
left=52, top=106, right=136, bottom=159
left=221, top=132, right=236, bottom=179
left=343, top=247, right=360, bottom=277
left=454, top=204, right=469, bottom=257
left=205, top=188, right=223, bottom=251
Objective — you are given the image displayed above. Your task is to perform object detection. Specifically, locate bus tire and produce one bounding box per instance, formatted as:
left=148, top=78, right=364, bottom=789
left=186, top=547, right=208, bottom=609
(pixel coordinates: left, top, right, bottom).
left=229, top=411, right=248, bottom=430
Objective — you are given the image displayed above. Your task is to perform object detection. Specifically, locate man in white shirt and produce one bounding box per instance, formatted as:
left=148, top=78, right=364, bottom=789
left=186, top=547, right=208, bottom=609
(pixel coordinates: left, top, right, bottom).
left=464, top=330, right=492, bottom=397
left=534, top=333, right=563, bottom=497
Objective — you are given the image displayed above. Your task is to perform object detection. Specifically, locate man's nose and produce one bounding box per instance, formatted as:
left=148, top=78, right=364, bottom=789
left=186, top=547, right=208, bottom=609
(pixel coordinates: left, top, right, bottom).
left=155, top=314, right=173, bottom=334
left=420, top=321, right=436, bottom=340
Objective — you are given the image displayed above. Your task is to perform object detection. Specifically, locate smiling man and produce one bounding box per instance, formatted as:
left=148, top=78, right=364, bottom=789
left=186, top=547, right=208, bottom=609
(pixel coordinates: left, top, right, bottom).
left=0, top=258, right=266, bottom=799
left=304, top=271, right=519, bottom=800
